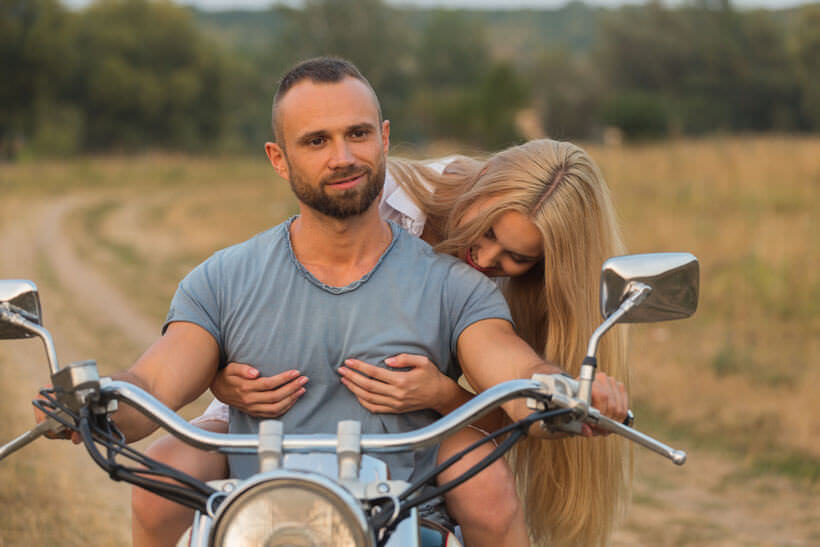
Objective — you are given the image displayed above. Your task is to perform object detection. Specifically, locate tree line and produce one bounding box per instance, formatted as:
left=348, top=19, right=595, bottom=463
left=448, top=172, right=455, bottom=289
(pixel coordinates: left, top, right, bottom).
left=2, top=0, right=819, bottom=158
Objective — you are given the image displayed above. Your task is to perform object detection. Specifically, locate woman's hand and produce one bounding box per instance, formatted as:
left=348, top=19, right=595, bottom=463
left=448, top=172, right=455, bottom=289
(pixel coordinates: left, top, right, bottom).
left=211, top=362, right=308, bottom=418
left=587, top=371, right=628, bottom=435
left=338, top=354, right=463, bottom=414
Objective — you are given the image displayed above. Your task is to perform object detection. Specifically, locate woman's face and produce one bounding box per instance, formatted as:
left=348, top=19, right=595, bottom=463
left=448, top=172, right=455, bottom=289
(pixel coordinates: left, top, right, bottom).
left=459, top=198, right=543, bottom=278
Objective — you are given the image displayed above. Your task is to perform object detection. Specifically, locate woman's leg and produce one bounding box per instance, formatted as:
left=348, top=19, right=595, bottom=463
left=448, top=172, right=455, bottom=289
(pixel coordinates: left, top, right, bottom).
left=437, top=427, right=529, bottom=547
left=132, top=419, right=229, bottom=547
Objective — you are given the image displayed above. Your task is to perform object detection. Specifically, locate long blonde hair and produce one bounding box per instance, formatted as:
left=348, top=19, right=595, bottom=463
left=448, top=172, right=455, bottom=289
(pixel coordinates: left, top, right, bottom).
left=389, top=139, right=631, bottom=546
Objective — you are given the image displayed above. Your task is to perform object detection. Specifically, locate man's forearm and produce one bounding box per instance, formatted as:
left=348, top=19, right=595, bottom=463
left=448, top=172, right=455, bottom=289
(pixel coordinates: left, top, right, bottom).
left=500, top=360, right=563, bottom=424
left=108, top=370, right=164, bottom=442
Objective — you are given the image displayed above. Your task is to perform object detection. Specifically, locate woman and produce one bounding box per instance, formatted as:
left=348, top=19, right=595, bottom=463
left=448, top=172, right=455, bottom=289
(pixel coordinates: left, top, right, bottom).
left=134, top=139, right=630, bottom=547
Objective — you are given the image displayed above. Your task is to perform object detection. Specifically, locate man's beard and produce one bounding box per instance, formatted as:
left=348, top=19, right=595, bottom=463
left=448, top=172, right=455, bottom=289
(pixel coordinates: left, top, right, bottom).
left=288, top=158, right=386, bottom=219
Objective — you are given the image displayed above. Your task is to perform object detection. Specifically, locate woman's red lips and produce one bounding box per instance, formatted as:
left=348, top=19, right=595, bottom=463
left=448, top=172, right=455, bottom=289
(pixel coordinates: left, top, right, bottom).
left=465, top=247, right=493, bottom=273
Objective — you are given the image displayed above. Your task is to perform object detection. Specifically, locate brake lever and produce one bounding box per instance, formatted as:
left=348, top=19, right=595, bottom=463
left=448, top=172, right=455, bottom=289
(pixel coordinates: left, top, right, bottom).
left=529, top=373, right=686, bottom=465
left=0, top=411, right=70, bottom=461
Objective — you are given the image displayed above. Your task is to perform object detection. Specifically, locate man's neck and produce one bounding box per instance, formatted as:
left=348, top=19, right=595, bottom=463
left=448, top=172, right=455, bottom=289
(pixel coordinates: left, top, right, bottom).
left=289, top=203, right=393, bottom=287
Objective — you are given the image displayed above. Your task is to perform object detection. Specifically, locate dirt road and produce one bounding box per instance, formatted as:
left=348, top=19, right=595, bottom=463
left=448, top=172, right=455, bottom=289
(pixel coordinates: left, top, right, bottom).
left=0, top=189, right=817, bottom=546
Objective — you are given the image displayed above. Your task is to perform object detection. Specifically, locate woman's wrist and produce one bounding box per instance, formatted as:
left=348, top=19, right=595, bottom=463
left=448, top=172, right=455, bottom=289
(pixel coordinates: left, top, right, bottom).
left=433, top=376, right=472, bottom=415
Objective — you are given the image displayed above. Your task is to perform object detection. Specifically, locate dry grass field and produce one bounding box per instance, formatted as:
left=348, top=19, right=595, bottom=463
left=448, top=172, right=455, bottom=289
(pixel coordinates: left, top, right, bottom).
left=0, top=135, right=817, bottom=545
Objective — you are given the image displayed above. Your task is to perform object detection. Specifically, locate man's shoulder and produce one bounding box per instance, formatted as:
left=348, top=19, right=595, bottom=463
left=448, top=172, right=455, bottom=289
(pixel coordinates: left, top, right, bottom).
left=208, top=221, right=288, bottom=265
left=389, top=225, right=487, bottom=282
left=186, top=221, right=289, bottom=286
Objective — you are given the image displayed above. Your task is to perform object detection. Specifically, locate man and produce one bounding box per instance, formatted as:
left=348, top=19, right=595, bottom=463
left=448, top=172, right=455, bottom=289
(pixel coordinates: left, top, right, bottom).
left=85, top=58, right=626, bottom=546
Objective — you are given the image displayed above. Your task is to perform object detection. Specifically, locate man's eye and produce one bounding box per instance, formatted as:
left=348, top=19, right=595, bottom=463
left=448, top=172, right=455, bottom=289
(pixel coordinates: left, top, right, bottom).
left=350, top=129, right=369, bottom=139
left=308, top=137, right=326, bottom=146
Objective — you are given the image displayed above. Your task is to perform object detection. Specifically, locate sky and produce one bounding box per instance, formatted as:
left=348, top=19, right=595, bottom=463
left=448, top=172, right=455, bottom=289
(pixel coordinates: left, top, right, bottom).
left=62, top=0, right=815, bottom=10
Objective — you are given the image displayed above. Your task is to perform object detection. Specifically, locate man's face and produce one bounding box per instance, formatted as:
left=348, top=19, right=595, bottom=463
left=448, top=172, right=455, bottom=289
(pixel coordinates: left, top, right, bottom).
left=267, top=77, right=390, bottom=219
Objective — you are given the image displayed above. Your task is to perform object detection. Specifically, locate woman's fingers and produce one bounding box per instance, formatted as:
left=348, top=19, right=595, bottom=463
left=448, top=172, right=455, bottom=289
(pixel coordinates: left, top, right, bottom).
left=384, top=354, right=431, bottom=368
left=354, top=398, right=396, bottom=414
left=341, top=359, right=397, bottom=383
left=339, top=376, right=398, bottom=412
left=245, top=388, right=306, bottom=417
left=223, top=362, right=261, bottom=380
left=248, top=369, right=304, bottom=391
left=338, top=361, right=398, bottom=397
left=588, top=372, right=629, bottom=436
left=243, top=374, right=309, bottom=405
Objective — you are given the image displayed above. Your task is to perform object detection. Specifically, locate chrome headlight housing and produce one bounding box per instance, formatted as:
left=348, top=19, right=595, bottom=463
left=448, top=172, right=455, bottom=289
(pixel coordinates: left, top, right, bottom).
left=209, top=470, right=374, bottom=547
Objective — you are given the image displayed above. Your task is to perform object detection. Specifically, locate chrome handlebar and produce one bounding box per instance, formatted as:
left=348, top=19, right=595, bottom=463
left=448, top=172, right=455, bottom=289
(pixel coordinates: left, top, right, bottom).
left=104, top=375, right=686, bottom=465
left=1, top=371, right=686, bottom=466
left=102, top=379, right=547, bottom=454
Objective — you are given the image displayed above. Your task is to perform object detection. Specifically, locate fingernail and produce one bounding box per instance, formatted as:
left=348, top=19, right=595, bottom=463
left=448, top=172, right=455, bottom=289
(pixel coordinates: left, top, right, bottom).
left=385, top=358, right=396, bottom=365
left=290, top=370, right=300, bottom=377
left=344, top=359, right=353, bottom=365
left=337, top=367, right=346, bottom=375
left=298, top=388, right=305, bottom=395
left=299, top=376, right=309, bottom=384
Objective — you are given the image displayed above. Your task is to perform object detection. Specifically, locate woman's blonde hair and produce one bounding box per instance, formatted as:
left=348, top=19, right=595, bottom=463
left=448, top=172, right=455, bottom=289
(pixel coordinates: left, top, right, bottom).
left=389, top=139, right=631, bottom=546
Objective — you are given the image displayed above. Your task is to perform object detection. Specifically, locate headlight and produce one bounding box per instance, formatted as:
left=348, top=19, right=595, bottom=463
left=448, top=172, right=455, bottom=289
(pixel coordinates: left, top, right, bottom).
left=210, top=470, right=374, bottom=547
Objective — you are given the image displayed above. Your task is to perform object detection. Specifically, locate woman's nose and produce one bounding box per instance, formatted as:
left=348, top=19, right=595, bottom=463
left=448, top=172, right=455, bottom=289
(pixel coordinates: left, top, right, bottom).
left=477, top=243, right=502, bottom=269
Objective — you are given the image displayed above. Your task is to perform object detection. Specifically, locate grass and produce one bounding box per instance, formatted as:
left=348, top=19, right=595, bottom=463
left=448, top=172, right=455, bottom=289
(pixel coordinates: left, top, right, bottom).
left=584, top=136, right=820, bottom=468
left=633, top=398, right=820, bottom=483
left=3, top=135, right=818, bottom=465
left=0, top=135, right=818, bottom=543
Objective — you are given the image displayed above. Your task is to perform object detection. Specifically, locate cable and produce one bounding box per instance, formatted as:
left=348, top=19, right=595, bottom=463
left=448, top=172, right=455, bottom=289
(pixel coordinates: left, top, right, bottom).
left=35, top=389, right=218, bottom=512
left=371, top=406, right=573, bottom=541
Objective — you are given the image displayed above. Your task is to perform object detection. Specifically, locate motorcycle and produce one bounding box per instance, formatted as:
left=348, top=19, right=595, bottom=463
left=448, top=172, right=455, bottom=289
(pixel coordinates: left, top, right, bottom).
left=0, top=252, right=698, bottom=546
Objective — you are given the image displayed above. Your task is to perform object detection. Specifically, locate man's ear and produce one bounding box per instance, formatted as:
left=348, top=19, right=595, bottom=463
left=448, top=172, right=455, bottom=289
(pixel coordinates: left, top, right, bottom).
left=265, top=142, right=289, bottom=180
left=381, top=120, right=390, bottom=156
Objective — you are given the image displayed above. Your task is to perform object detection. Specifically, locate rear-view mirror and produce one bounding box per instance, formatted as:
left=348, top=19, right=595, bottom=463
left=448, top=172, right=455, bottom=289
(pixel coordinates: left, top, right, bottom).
left=600, top=253, right=698, bottom=323
left=0, top=279, right=43, bottom=339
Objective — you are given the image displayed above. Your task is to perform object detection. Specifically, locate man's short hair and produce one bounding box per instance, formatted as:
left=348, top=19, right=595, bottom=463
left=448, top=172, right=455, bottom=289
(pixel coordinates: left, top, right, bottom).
left=272, top=57, right=383, bottom=145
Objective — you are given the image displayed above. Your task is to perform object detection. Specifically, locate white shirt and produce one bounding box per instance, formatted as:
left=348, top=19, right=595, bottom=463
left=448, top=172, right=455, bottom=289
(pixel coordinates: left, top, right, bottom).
left=378, top=157, right=453, bottom=236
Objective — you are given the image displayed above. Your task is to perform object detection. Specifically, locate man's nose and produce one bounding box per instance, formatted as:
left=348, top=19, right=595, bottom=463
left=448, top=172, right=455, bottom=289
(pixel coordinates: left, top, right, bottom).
left=328, top=141, right=354, bottom=169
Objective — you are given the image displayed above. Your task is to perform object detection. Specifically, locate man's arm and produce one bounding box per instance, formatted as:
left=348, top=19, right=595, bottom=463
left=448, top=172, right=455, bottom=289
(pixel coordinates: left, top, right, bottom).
left=456, top=318, right=627, bottom=434
left=110, top=321, right=220, bottom=442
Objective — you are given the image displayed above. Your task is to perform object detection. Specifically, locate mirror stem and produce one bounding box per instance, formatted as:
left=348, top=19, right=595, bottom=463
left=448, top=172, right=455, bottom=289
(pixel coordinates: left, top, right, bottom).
left=0, top=309, right=59, bottom=375
left=579, top=282, right=651, bottom=405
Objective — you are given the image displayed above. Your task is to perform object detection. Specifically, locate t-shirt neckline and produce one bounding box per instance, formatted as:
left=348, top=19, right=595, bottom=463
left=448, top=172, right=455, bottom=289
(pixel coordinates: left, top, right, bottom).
left=283, top=216, right=401, bottom=294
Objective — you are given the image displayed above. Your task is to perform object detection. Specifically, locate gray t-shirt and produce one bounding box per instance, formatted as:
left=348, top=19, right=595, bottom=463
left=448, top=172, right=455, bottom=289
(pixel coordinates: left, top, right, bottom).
left=165, top=218, right=512, bottom=482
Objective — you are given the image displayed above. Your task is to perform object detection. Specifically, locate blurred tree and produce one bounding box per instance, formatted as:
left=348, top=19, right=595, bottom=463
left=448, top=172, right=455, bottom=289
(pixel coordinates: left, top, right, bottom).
left=69, top=0, right=227, bottom=150
left=474, top=62, right=529, bottom=148
left=529, top=49, right=603, bottom=139
left=0, top=0, right=78, bottom=156
left=596, top=0, right=798, bottom=137
left=271, top=0, right=415, bottom=142
left=419, top=61, right=527, bottom=149
left=792, top=5, right=820, bottom=130
left=601, top=90, right=668, bottom=139
left=409, top=11, right=526, bottom=148
left=416, top=10, right=490, bottom=90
